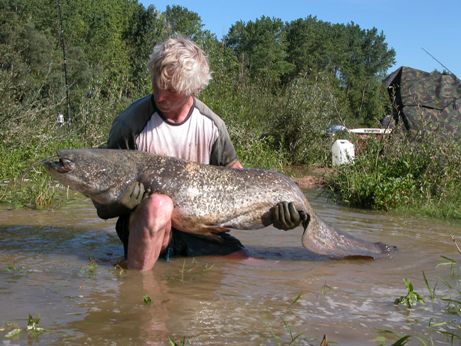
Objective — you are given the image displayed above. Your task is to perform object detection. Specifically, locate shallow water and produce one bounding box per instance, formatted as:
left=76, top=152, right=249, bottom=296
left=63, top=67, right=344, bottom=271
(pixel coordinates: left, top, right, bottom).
left=0, top=190, right=460, bottom=345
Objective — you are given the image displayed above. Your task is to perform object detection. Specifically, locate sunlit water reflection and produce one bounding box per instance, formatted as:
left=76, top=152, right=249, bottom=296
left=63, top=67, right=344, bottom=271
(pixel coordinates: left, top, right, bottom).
left=0, top=190, right=460, bottom=345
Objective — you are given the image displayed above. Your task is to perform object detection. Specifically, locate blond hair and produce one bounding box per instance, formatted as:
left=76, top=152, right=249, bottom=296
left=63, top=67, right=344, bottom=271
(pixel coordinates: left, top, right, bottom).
left=147, top=36, right=212, bottom=96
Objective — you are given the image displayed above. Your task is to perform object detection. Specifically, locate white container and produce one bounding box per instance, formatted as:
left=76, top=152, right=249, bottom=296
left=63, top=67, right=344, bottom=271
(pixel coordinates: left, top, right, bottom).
left=332, top=139, right=355, bottom=166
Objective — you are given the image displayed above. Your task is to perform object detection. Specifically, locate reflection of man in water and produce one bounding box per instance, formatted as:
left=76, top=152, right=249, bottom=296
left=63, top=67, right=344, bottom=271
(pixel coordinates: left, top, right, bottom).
left=94, top=36, right=303, bottom=271
left=63, top=268, right=172, bottom=343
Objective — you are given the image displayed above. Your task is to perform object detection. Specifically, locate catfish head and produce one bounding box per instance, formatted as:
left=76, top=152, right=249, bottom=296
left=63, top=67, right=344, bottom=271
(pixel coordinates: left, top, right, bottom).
left=44, top=149, right=139, bottom=204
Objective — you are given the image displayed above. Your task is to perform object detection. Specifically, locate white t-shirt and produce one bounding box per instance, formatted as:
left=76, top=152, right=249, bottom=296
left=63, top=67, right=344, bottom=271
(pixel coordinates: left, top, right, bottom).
left=108, top=96, right=238, bottom=167
left=136, top=106, right=219, bottom=164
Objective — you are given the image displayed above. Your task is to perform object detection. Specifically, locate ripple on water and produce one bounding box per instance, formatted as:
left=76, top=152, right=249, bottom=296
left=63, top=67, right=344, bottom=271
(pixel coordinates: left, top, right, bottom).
left=0, top=193, right=460, bottom=345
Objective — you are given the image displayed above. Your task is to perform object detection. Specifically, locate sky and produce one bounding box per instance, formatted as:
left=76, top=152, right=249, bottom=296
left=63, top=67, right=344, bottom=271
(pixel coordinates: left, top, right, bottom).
left=140, top=0, right=461, bottom=77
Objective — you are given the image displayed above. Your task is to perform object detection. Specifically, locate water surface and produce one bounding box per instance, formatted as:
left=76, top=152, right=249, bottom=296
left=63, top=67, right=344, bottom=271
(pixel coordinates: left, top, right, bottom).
left=1, top=190, right=460, bottom=345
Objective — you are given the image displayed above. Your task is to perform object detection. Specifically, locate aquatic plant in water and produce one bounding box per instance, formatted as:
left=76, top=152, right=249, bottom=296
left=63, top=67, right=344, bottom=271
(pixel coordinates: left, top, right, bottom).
left=394, top=278, right=425, bottom=308
left=143, top=295, right=152, bottom=305
left=1, top=314, right=45, bottom=340
left=390, top=245, right=461, bottom=345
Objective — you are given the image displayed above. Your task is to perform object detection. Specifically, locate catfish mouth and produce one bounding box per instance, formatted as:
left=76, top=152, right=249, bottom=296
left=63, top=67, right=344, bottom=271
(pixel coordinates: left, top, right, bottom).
left=44, top=155, right=75, bottom=173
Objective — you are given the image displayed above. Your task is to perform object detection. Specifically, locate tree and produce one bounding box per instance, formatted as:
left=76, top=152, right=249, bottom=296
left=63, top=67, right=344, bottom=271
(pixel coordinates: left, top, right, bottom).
left=338, top=23, right=395, bottom=122
left=124, top=3, right=167, bottom=94
left=285, top=17, right=395, bottom=123
left=55, top=0, right=139, bottom=97
left=224, top=16, right=294, bottom=84
left=163, top=5, right=203, bottom=40
left=285, top=16, right=339, bottom=78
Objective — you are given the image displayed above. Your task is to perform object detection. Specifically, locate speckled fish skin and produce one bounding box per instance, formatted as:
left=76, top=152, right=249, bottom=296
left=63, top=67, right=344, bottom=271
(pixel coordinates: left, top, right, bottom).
left=44, top=148, right=395, bottom=259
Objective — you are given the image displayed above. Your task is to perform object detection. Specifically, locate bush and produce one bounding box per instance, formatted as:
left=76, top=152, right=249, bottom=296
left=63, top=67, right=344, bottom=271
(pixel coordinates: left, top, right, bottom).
left=202, top=77, right=289, bottom=169
left=269, top=73, right=346, bottom=166
left=327, top=126, right=461, bottom=218
left=0, top=74, right=127, bottom=208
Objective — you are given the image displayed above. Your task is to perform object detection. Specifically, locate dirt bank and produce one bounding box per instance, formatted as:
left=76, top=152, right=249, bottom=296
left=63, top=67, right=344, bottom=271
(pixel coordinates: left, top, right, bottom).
left=292, top=175, right=325, bottom=189
left=290, top=167, right=330, bottom=189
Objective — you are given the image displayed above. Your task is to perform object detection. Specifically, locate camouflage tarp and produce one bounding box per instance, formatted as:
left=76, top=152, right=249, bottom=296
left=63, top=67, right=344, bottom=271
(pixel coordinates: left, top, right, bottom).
left=385, top=66, right=461, bottom=138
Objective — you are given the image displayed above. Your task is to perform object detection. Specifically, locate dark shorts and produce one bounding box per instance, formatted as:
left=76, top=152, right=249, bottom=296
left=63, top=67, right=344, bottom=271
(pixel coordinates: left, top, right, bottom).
left=115, top=215, right=244, bottom=260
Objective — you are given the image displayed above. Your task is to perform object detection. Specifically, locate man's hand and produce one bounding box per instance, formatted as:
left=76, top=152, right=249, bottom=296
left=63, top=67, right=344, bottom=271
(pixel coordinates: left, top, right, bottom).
left=119, top=181, right=148, bottom=210
left=272, top=201, right=308, bottom=230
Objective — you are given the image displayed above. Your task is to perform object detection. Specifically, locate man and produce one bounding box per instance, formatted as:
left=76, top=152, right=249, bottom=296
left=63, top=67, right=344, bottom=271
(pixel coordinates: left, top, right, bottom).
left=95, top=36, right=302, bottom=271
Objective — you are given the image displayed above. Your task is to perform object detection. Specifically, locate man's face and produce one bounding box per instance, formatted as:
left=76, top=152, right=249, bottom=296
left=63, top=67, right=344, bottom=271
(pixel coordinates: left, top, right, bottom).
left=152, top=80, right=190, bottom=115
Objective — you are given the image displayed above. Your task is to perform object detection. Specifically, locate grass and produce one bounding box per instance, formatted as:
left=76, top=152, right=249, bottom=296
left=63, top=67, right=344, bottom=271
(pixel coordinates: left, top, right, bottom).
left=1, top=314, right=45, bottom=340
left=79, top=258, right=98, bottom=277
left=3, top=263, right=26, bottom=274
left=143, top=294, right=153, bottom=305
left=166, top=258, right=215, bottom=283
left=168, top=336, right=189, bottom=346
left=388, top=251, right=461, bottom=345
left=327, top=127, right=461, bottom=219
left=0, top=135, right=86, bottom=209
left=394, top=278, right=425, bottom=308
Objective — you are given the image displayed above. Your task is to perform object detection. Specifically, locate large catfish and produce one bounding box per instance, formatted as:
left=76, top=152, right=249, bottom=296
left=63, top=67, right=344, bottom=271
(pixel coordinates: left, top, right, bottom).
left=44, top=149, right=394, bottom=259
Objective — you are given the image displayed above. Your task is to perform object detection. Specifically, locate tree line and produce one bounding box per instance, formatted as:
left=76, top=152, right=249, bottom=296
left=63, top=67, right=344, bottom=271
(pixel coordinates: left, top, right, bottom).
left=0, top=0, right=395, bottom=195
